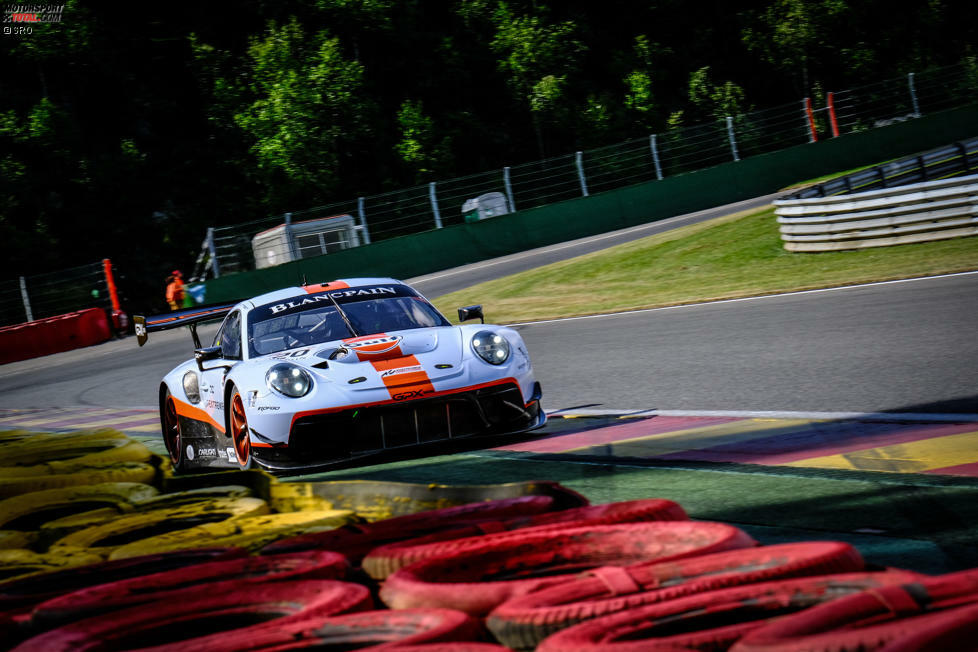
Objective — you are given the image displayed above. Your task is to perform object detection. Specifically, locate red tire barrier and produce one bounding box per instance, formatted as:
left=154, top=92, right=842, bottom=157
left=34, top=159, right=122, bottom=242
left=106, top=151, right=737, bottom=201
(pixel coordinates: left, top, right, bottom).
left=536, top=570, right=925, bottom=652
left=363, top=498, right=688, bottom=580
left=0, top=547, right=245, bottom=616
left=380, top=521, right=756, bottom=616
left=30, top=550, right=351, bottom=630
left=379, top=646, right=514, bottom=652
left=879, top=603, right=978, bottom=652
left=487, top=540, right=865, bottom=651
left=731, top=567, right=978, bottom=652
left=261, top=495, right=560, bottom=563
left=12, top=579, right=373, bottom=652
left=167, top=608, right=484, bottom=652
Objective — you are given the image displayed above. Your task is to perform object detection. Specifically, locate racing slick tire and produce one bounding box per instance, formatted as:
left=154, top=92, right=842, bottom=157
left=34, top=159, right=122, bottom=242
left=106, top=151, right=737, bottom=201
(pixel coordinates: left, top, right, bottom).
left=379, top=521, right=757, bottom=616
left=535, top=570, right=926, bottom=652
left=730, top=567, right=978, bottom=652
left=161, top=388, right=188, bottom=472
left=227, top=385, right=253, bottom=471
left=0, top=482, right=159, bottom=531
left=48, top=497, right=269, bottom=558
left=486, top=540, right=866, bottom=651
left=10, top=579, right=373, bottom=652
left=0, top=547, right=245, bottom=616
left=260, top=495, right=559, bottom=562
left=363, top=498, right=688, bottom=580
left=172, top=608, right=484, bottom=652
left=30, top=550, right=351, bottom=630
left=107, top=509, right=357, bottom=559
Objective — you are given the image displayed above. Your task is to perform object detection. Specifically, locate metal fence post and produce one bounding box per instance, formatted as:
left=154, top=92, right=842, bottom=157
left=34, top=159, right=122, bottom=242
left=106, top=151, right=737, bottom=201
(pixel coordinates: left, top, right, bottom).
left=18, top=276, right=32, bottom=322
left=503, top=166, right=516, bottom=212
left=357, top=196, right=371, bottom=244
left=908, top=72, right=921, bottom=117
left=283, top=212, right=298, bottom=262
left=804, top=97, right=818, bottom=143
left=429, top=182, right=443, bottom=228
left=206, top=227, right=220, bottom=278
left=575, top=151, right=589, bottom=197
left=649, top=134, right=663, bottom=180
left=726, top=116, right=740, bottom=162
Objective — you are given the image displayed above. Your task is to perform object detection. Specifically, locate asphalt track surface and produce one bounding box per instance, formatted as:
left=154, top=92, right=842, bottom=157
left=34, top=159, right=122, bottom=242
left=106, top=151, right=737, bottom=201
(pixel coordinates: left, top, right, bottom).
left=0, top=272, right=974, bottom=416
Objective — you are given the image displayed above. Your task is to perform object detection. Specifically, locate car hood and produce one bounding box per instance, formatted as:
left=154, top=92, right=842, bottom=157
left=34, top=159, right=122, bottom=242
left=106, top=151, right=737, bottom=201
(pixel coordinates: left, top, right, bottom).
left=258, top=327, right=466, bottom=391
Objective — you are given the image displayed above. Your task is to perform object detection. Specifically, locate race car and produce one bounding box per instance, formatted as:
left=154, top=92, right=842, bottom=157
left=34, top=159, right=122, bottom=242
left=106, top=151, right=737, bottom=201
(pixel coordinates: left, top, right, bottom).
left=134, top=278, right=544, bottom=473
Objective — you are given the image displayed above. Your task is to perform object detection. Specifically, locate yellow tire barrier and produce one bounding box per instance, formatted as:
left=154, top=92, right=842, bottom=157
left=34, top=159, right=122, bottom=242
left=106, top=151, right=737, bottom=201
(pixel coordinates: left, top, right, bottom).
left=270, top=479, right=589, bottom=522
left=38, top=488, right=256, bottom=542
left=0, top=463, right=161, bottom=499
left=108, top=509, right=358, bottom=559
left=49, top=497, right=270, bottom=559
left=0, top=438, right=153, bottom=475
left=0, top=548, right=104, bottom=585
left=0, top=429, right=130, bottom=449
left=130, top=485, right=255, bottom=509
left=0, top=530, right=37, bottom=550
left=0, top=483, right=159, bottom=532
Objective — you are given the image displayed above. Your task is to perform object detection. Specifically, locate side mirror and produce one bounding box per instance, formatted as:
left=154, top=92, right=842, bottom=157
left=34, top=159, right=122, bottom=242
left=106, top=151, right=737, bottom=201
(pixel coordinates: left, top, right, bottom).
left=194, top=346, right=223, bottom=371
left=457, top=305, right=484, bottom=324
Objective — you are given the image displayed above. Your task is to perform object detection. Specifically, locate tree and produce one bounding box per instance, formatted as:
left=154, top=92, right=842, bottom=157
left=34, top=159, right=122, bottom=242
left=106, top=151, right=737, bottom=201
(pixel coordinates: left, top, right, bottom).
left=488, top=2, right=586, bottom=158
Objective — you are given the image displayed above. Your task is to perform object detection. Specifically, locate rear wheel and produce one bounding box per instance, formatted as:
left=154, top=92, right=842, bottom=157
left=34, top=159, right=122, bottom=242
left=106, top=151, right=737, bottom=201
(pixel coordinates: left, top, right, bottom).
left=161, top=390, right=185, bottom=472
left=229, top=387, right=252, bottom=470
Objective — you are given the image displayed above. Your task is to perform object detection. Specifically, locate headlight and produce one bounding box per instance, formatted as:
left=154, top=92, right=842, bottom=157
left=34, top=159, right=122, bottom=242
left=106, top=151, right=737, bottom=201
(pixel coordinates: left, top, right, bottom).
left=266, top=363, right=313, bottom=398
left=472, top=330, right=510, bottom=365
left=182, top=371, right=200, bottom=404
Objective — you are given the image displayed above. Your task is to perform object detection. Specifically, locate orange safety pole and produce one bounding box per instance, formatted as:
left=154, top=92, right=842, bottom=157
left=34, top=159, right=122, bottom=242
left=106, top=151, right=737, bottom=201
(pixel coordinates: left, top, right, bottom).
left=804, top=97, right=818, bottom=143
left=102, top=258, right=121, bottom=313
left=826, top=92, right=840, bottom=137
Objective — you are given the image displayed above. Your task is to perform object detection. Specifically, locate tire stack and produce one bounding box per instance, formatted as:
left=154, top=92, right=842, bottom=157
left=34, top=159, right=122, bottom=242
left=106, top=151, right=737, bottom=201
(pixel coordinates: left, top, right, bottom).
left=2, top=429, right=978, bottom=651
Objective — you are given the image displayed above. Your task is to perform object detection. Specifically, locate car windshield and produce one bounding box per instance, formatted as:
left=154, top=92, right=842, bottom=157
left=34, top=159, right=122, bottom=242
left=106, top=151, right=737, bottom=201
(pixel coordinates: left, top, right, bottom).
left=247, top=284, right=450, bottom=357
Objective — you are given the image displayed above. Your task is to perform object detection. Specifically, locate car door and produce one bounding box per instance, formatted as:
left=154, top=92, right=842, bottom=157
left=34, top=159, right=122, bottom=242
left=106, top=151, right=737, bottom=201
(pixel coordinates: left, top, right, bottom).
left=199, top=310, right=243, bottom=428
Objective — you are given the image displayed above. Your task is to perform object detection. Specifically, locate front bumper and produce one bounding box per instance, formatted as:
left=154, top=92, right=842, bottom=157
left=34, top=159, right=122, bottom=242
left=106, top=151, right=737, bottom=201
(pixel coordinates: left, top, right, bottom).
left=252, top=381, right=544, bottom=471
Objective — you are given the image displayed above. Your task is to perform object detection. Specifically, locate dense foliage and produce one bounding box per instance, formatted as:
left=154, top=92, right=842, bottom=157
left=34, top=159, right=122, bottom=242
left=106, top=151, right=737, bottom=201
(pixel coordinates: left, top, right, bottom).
left=1, top=0, right=975, bottom=310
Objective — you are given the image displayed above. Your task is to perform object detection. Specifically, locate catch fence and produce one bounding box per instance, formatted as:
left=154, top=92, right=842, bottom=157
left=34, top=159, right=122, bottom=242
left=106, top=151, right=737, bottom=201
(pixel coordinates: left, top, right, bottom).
left=0, top=260, right=122, bottom=328
left=199, top=62, right=978, bottom=279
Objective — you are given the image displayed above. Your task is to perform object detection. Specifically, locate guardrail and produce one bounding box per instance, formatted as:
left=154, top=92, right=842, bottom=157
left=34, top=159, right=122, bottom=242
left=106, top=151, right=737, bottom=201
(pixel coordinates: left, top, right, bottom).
left=774, top=173, right=978, bottom=252
left=784, top=136, right=978, bottom=199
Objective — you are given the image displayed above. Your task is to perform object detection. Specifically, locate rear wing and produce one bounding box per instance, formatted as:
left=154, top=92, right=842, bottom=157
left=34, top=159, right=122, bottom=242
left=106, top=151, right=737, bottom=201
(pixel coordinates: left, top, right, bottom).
left=134, top=303, right=237, bottom=348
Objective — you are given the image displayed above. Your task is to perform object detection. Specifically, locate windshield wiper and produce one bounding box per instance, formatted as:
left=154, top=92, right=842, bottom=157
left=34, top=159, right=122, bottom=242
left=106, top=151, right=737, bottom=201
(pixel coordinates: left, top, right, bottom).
left=326, top=293, right=359, bottom=338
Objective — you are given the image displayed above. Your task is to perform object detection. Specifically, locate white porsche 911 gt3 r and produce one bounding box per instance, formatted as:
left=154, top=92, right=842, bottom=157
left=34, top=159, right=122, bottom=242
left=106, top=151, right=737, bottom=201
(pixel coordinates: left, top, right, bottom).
left=135, top=278, right=544, bottom=473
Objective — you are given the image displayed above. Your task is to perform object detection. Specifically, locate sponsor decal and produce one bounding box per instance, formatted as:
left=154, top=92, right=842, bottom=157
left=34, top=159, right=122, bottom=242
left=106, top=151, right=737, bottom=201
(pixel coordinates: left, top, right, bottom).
left=380, top=364, right=423, bottom=378
left=186, top=445, right=195, bottom=461
left=344, top=334, right=402, bottom=355
left=256, top=405, right=280, bottom=412
left=392, top=389, right=430, bottom=401
left=217, top=449, right=227, bottom=459
left=205, top=399, right=224, bottom=411
left=134, top=321, right=147, bottom=338
left=268, top=287, right=398, bottom=315
left=198, top=448, right=217, bottom=457
left=226, top=447, right=236, bottom=461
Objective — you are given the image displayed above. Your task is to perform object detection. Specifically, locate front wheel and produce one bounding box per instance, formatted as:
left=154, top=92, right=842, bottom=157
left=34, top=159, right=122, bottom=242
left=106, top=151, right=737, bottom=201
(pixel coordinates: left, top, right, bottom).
left=228, top=387, right=253, bottom=470
left=161, top=389, right=186, bottom=473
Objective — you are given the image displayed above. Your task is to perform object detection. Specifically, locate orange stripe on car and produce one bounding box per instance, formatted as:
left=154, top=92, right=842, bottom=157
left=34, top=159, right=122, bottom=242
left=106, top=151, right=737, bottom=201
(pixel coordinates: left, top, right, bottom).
left=171, top=395, right=225, bottom=434
left=303, top=280, right=350, bottom=294
left=371, top=355, right=435, bottom=399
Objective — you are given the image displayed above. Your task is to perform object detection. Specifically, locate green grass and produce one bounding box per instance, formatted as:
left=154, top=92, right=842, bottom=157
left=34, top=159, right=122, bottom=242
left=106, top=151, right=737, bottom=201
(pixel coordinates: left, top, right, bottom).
left=433, top=206, right=978, bottom=324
